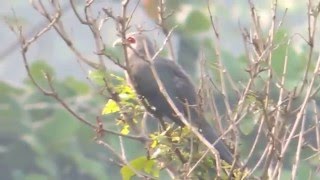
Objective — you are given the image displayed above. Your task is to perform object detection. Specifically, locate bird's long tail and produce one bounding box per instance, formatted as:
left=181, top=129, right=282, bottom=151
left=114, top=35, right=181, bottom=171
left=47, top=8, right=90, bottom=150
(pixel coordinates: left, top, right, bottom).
left=198, top=119, right=234, bottom=165
left=188, top=106, right=234, bottom=165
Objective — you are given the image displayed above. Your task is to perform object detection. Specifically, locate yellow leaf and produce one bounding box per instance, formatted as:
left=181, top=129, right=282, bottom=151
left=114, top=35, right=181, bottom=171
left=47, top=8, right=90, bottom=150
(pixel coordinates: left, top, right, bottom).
left=110, top=73, right=125, bottom=81
left=120, top=157, right=158, bottom=180
left=171, top=136, right=181, bottom=142
left=121, top=124, right=130, bottom=135
left=101, top=99, right=120, bottom=115
left=150, top=139, right=158, bottom=148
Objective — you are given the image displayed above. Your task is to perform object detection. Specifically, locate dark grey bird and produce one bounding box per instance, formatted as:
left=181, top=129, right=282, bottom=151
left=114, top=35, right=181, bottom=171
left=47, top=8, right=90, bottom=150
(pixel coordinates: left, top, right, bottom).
left=114, top=32, right=234, bottom=165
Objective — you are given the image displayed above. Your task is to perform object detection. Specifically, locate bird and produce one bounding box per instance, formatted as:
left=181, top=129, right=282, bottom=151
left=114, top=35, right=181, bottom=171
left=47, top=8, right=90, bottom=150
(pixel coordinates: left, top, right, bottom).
left=113, top=32, right=234, bottom=165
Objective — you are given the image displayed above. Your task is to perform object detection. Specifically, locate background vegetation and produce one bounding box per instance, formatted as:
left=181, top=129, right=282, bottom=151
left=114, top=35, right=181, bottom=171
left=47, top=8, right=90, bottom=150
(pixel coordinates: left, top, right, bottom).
left=0, top=0, right=320, bottom=179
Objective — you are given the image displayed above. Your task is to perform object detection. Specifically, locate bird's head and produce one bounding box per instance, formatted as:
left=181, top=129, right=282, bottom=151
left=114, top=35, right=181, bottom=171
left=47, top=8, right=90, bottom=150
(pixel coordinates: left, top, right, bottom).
left=113, top=32, right=155, bottom=60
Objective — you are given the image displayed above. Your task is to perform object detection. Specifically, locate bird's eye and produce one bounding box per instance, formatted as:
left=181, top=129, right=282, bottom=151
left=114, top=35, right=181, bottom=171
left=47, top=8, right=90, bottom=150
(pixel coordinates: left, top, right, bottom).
left=127, top=37, right=136, bottom=44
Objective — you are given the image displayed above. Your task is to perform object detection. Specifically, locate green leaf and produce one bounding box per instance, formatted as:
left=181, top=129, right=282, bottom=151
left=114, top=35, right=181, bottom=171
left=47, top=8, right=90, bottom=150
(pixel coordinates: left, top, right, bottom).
left=88, top=69, right=105, bottom=85
left=271, top=29, right=305, bottom=90
left=0, top=82, right=23, bottom=95
left=36, top=109, right=80, bottom=145
left=2, top=140, right=36, bottom=171
left=0, top=94, right=27, bottom=137
left=102, top=99, right=120, bottom=115
left=104, top=47, right=123, bottom=61
left=296, top=162, right=314, bottom=180
left=24, top=92, right=56, bottom=122
left=63, top=77, right=90, bottom=95
left=184, top=10, right=210, bottom=33
left=239, top=115, right=256, bottom=135
left=24, top=173, right=48, bottom=180
left=110, top=74, right=137, bottom=101
left=27, top=60, right=55, bottom=86
left=73, top=154, right=109, bottom=180
left=280, top=170, right=291, bottom=180
left=120, top=157, right=158, bottom=180
left=116, top=85, right=136, bottom=101
left=223, top=53, right=247, bottom=82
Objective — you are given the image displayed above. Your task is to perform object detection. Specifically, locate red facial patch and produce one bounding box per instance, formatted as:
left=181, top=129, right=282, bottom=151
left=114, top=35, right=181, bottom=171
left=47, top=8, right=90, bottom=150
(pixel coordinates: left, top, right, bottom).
left=127, top=36, right=136, bottom=44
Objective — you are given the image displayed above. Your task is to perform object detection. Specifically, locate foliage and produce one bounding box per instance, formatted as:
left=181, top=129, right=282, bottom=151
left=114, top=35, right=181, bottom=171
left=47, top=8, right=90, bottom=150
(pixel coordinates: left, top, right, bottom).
left=1, top=0, right=320, bottom=179
left=0, top=62, right=114, bottom=179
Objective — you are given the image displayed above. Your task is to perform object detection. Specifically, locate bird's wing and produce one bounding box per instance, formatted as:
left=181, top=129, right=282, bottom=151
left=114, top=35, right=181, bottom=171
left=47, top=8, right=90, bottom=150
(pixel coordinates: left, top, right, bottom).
left=154, top=58, right=198, bottom=118
left=154, top=59, right=235, bottom=165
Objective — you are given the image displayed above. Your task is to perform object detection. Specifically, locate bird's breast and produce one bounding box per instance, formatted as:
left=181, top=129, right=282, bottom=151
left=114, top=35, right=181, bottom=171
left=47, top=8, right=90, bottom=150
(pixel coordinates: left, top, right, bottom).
left=128, top=62, right=159, bottom=96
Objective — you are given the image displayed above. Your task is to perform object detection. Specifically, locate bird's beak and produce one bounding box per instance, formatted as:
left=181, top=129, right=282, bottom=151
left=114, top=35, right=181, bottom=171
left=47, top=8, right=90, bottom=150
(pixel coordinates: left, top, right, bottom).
left=112, top=38, right=123, bottom=47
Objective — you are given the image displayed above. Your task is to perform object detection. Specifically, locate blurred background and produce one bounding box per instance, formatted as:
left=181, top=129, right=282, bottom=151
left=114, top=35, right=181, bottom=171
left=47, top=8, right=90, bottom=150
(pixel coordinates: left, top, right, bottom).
left=0, top=0, right=319, bottom=179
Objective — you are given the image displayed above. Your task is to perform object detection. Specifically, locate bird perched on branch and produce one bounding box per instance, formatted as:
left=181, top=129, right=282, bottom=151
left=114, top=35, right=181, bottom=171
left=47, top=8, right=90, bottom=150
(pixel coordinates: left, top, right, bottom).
left=113, top=32, right=234, bottom=165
